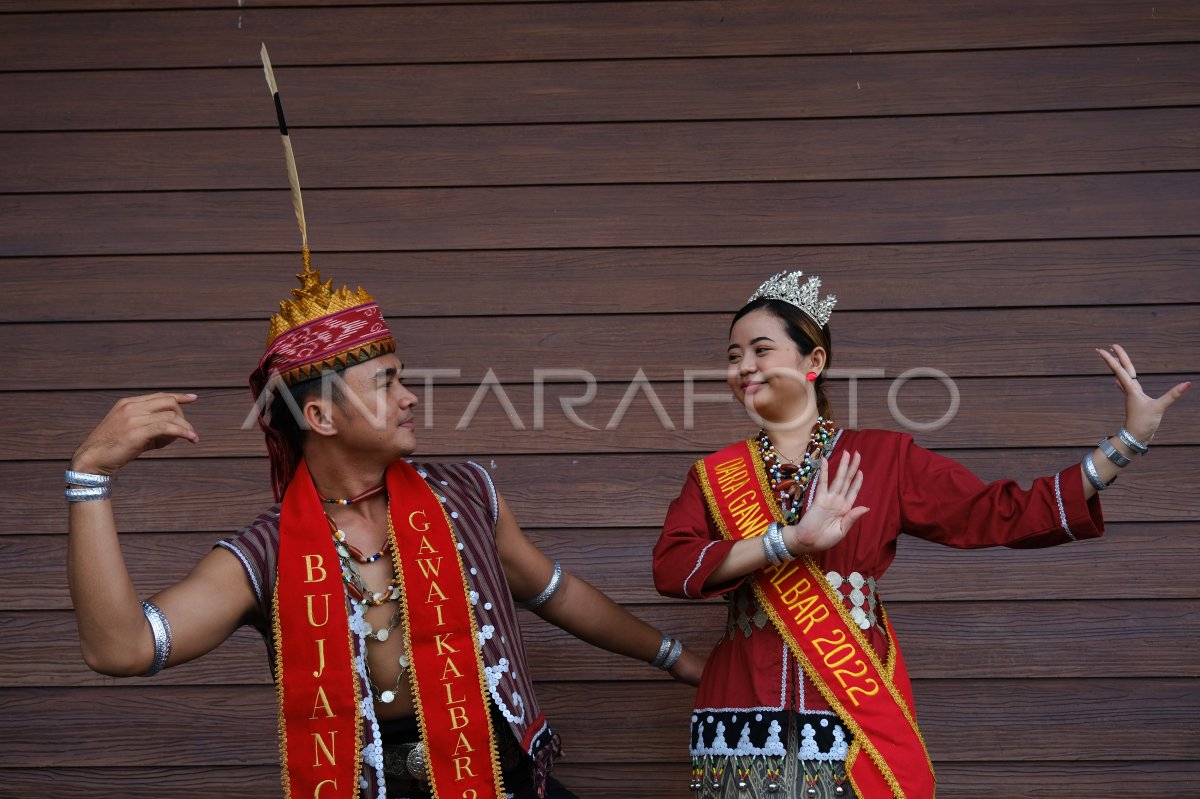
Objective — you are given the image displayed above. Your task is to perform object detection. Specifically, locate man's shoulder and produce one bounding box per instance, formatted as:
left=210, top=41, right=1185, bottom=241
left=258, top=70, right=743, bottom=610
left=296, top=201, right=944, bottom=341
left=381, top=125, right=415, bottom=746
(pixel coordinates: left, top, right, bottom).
left=408, top=460, right=492, bottom=491
left=221, top=504, right=283, bottom=550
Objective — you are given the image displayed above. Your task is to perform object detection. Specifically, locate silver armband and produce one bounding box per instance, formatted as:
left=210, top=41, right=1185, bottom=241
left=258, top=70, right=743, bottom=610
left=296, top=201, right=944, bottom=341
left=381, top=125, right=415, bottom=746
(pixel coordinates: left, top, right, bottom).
left=516, top=560, right=563, bottom=610
left=1082, top=453, right=1114, bottom=492
left=140, top=600, right=172, bottom=677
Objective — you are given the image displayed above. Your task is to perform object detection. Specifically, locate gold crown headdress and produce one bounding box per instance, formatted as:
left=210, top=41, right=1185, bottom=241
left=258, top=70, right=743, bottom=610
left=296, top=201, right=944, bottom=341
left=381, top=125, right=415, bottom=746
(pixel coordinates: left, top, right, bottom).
left=747, top=270, right=837, bottom=328
left=256, top=44, right=394, bottom=360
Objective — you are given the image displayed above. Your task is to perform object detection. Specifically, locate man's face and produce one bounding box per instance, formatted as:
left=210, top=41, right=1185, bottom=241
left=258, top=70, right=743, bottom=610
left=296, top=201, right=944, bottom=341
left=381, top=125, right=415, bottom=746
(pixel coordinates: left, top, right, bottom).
left=321, top=353, right=420, bottom=460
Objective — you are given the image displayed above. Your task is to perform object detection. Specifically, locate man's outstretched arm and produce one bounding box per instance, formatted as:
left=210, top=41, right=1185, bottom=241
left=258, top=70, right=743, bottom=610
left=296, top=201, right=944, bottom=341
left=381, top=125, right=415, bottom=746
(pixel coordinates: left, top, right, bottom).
left=68, top=392, right=256, bottom=675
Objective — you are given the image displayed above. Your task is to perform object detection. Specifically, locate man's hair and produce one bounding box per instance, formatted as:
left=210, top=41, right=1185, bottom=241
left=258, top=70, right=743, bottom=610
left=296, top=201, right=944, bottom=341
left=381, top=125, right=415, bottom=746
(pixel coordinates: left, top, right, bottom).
left=266, top=370, right=348, bottom=451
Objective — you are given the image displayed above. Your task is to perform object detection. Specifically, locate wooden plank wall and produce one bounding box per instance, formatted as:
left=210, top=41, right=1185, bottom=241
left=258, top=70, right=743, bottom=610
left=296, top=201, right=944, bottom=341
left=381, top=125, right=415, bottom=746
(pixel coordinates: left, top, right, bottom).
left=1, top=2, right=1198, bottom=797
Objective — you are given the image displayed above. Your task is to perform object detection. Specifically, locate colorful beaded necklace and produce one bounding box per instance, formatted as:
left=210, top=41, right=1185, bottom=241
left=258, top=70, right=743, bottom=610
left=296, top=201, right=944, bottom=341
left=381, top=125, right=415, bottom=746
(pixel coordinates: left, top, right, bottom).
left=325, top=511, right=399, bottom=607
left=756, top=417, right=838, bottom=524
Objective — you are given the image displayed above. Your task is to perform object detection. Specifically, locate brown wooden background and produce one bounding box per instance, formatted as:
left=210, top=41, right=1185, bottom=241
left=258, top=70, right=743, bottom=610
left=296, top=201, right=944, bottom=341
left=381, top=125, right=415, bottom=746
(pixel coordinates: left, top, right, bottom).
left=1, top=2, right=1198, bottom=797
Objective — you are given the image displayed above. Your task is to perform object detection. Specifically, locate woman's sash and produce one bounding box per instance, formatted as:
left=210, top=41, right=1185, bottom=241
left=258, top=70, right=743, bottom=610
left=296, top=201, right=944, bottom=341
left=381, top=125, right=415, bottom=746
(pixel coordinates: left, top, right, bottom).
left=695, top=441, right=935, bottom=799
left=386, top=460, right=506, bottom=799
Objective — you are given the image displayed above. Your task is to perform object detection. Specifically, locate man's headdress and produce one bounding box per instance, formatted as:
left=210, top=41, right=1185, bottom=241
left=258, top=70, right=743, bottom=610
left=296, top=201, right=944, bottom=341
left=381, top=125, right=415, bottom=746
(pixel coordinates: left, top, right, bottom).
left=249, top=44, right=396, bottom=500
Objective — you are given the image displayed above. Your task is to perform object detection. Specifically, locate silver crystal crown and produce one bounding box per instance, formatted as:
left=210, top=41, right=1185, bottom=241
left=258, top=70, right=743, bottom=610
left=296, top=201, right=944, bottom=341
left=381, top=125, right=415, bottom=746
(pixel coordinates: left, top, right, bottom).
left=747, top=271, right=837, bottom=327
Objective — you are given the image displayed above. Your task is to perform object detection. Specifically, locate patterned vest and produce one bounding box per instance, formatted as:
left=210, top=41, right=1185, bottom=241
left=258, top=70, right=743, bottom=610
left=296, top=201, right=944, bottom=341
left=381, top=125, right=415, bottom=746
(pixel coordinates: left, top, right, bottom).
left=216, top=460, right=558, bottom=793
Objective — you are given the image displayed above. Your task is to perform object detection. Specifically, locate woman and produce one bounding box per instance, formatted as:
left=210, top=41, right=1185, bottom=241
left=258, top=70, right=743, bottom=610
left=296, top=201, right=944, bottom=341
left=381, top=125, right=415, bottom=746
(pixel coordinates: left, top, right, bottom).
left=652, top=270, right=1189, bottom=798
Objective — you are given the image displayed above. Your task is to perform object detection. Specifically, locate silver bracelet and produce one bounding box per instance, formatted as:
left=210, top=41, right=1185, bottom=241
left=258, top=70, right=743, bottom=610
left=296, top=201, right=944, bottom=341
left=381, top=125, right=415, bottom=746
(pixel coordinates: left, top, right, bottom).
left=65, top=469, right=112, bottom=487
left=1082, top=453, right=1114, bottom=492
left=659, top=638, right=684, bottom=671
left=65, top=485, right=111, bottom=502
left=650, top=634, right=674, bottom=668
left=762, top=534, right=781, bottom=566
left=765, top=522, right=796, bottom=564
left=1097, top=437, right=1131, bottom=468
left=140, top=600, right=172, bottom=677
left=1117, top=427, right=1150, bottom=455
left=516, top=560, right=563, bottom=610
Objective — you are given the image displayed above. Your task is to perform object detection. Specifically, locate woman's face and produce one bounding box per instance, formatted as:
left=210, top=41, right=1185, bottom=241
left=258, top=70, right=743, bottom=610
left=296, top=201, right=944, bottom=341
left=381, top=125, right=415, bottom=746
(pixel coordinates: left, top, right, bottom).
left=727, top=308, right=823, bottom=424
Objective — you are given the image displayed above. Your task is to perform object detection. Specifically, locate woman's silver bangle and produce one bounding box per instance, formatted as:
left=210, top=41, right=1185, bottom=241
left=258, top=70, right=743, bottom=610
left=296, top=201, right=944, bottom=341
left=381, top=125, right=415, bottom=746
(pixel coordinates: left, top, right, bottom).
left=516, top=560, right=563, bottom=610
left=764, top=522, right=795, bottom=565
left=1097, top=437, right=1131, bottom=468
left=1082, top=453, right=1115, bottom=492
left=140, top=600, right=172, bottom=677
left=1117, top=427, right=1150, bottom=455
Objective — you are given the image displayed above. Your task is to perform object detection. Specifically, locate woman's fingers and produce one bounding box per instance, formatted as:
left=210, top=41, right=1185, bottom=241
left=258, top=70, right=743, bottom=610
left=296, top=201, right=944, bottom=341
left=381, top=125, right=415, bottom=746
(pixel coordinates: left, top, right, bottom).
left=1111, top=344, right=1138, bottom=377
left=1096, top=348, right=1135, bottom=394
left=1155, top=380, right=1193, bottom=412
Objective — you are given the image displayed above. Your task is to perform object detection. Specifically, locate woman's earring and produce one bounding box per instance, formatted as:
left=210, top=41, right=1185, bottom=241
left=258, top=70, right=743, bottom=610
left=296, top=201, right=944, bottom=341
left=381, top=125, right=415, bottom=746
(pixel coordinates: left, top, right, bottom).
left=806, top=371, right=818, bottom=382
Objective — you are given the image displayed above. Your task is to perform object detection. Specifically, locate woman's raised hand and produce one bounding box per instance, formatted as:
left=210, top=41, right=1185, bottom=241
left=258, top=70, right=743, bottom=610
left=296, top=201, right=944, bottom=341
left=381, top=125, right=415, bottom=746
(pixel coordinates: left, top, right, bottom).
left=785, top=451, right=870, bottom=555
left=1096, top=344, right=1190, bottom=446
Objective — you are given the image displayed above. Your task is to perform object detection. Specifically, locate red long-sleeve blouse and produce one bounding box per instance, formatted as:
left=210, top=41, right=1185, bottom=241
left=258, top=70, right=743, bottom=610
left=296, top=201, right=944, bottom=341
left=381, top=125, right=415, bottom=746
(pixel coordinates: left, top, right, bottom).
left=653, top=428, right=1104, bottom=714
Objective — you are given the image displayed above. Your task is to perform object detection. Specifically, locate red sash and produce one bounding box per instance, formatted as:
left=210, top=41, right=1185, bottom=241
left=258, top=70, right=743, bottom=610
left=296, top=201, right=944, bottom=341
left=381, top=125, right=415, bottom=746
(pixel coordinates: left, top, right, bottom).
left=696, top=441, right=935, bottom=799
left=386, top=460, right=506, bottom=799
left=275, top=460, right=364, bottom=799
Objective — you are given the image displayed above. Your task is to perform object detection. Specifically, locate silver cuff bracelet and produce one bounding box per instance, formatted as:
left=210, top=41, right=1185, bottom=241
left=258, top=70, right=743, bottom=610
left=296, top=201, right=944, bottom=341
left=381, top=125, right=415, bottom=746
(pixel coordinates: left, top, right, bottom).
left=65, top=469, right=112, bottom=487
left=140, top=600, right=172, bottom=677
left=65, top=485, right=111, bottom=502
left=1082, top=453, right=1114, bottom=492
left=764, top=522, right=795, bottom=565
left=1097, top=437, right=1131, bottom=468
left=659, top=638, right=684, bottom=671
left=516, top=560, right=563, bottom=610
left=1117, top=427, right=1150, bottom=455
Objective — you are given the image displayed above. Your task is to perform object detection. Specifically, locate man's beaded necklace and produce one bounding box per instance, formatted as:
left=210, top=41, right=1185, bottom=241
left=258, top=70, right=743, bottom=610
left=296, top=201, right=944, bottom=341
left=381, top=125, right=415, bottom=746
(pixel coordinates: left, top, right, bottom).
left=756, top=417, right=838, bottom=525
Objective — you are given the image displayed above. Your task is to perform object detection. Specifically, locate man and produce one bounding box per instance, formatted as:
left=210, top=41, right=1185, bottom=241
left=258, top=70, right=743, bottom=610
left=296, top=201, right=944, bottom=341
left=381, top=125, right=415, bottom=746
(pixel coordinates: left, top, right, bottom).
left=66, top=257, right=703, bottom=799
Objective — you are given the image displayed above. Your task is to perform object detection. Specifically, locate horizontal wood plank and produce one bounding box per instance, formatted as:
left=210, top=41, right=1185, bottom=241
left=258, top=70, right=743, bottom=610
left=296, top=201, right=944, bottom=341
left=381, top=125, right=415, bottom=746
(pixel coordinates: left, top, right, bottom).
left=2, top=761, right=1198, bottom=799
left=7, top=174, right=1200, bottom=256
left=5, top=523, right=1195, bottom=612
left=7, top=109, right=1200, bottom=193
left=3, top=679, right=1197, bottom=766
left=4, top=448, right=1197, bottom=534
left=5, top=598, right=1194, bottom=686
left=4, top=45, right=1199, bottom=131
left=4, top=239, right=1198, bottom=323
left=7, top=306, right=1196, bottom=390
left=4, top=2, right=1199, bottom=70
left=0, top=0, right=568, bottom=8
left=8, top=375, right=1200, bottom=462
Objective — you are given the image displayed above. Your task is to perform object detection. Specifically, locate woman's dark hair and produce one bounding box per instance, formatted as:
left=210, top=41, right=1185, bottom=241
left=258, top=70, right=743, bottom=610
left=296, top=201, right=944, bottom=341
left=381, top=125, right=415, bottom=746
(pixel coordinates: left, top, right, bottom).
left=730, top=297, right=834, bottom=421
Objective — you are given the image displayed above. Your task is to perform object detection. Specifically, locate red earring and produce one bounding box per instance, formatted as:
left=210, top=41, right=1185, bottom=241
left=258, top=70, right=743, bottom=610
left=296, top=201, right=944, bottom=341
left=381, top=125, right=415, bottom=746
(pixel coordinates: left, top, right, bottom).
left=806, top=371, right=818, bottom=382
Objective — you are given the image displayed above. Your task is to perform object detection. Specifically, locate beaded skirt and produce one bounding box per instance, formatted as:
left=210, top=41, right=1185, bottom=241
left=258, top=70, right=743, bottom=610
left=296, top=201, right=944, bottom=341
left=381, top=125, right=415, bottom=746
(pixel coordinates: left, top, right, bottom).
left=690, top=713, right=857, bottom=799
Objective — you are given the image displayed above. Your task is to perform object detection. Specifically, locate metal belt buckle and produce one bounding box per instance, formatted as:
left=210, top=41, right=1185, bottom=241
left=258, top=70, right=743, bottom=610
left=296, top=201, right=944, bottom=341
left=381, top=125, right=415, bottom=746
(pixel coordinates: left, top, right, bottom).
left=381, top=741, right=429, bottom=782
